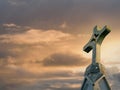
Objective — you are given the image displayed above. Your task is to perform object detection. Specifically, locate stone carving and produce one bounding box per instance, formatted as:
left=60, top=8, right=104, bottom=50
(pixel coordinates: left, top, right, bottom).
left=81, top=26, right=111, bottom=90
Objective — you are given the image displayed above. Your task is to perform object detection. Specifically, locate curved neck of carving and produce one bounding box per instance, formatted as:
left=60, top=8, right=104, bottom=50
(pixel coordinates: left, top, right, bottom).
left=92, top=42, right=101, bottom=64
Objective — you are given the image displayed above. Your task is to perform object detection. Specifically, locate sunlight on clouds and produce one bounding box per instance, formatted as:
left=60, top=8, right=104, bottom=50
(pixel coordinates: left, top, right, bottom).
left=0, top=29, right=72, bottom=44
left=50, top=83, right=80, bottom=89
left=60, top=22, right=67, bottom=29
left=101, top=41, right=120, bottom=65
left=0, top=0, right=120, bottom=89
left=0, top=26, right=119, bottom=90
left=3, top=23, right=19, bottom=27
left=0, top=27, right=91, bottom=69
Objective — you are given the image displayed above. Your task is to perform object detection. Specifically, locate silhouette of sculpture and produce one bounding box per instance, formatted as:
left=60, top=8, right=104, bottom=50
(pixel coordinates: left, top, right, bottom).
left=81, top=26, right=111, bottom=90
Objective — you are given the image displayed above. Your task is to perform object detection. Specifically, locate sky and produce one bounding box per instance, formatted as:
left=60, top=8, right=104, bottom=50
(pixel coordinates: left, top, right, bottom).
left=0, top=0, right=120, bottom=90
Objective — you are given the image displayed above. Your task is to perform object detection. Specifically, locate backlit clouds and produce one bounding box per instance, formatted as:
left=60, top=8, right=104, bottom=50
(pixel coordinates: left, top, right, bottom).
left=42, top=52, right=89, bottom=67
left=0, top=65, right=119, bottom=90
left=0, top=63, right=83, bottom=90
left=0, top=25, right=89, bottom=68
left=0, top=23, right=91, bottom=90
left=0, top=23, right=119, bottom=90
left=0, top=0, right=120, bottom=90
left=0, top=23, right=118, bottom=90
left=0, top=28, right=72, bottom=44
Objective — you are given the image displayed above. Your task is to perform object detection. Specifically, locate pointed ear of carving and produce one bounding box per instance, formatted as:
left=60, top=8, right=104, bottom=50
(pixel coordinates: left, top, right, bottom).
left=83, top=26, right=111, bottom=53
left=97, top=26, right=111, bottom=44
left=94, top=25, right=98, bottom=31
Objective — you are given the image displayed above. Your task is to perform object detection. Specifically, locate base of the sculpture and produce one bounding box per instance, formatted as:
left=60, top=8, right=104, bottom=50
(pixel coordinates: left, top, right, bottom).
left=81, top=75, right=111, bottom=90
left=81, top=63, right=111, bottom=90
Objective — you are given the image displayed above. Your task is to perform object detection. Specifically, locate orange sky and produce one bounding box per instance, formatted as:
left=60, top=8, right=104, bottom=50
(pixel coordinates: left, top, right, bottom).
left=0, top=0, right=120, bottom=90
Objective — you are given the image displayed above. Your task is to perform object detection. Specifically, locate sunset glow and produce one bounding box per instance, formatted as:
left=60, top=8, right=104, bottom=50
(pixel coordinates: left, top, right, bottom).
left=0, top=0, right=120, bottom=90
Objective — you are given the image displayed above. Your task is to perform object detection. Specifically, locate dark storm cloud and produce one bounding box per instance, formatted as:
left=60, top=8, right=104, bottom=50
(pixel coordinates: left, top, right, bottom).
left=0, top=0, right=120, bottom=33
left=42, top=53, right=90, bottom=67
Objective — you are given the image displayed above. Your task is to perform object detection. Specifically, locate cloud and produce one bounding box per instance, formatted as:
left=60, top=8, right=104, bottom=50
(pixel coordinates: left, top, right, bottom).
left=0, top=60, right=119, bottom=90
left=0, top=78, right=82, bottom=90
left=42, top=52, right=90, bottom=67
left=0, top=0, right=119, bottom=89
left=0, top=64, right=83, bottom=90
left=3, top=23, right=18, bottom=27
left=0, top=0, right=120, bottom=34
left=0, top=28, right=72, bottom=44
left=105, top=67, right=120, bottom=90
left=0, top=23, right=30, bottom=34
left=60, top=22, right=67, bottom=29
left=0, top=26, right=86, bottom=67
left=0, top=65, right=119, bottom=90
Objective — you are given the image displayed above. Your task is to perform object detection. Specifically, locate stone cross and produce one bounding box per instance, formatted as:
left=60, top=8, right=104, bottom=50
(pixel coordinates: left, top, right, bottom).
left=83, top=26, right=111, bottom=64
left=81, top=26, right=111, bottom=90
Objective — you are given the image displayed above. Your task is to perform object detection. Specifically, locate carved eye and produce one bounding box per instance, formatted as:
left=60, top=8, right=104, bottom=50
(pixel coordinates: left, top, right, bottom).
left=94, top=34, right=99, bottom=37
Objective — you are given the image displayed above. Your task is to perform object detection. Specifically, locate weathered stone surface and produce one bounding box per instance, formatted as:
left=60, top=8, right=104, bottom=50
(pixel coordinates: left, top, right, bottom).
left=81, top=26, right=111, bottom=90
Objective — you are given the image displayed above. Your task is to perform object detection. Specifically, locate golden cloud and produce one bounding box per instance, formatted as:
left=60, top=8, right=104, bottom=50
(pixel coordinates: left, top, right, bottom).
left=0, top=29, right=73, bottom=44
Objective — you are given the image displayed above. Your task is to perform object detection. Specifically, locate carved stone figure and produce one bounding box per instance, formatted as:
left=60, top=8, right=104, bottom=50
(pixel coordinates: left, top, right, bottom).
left=81, top=26, right=111, bottom=90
